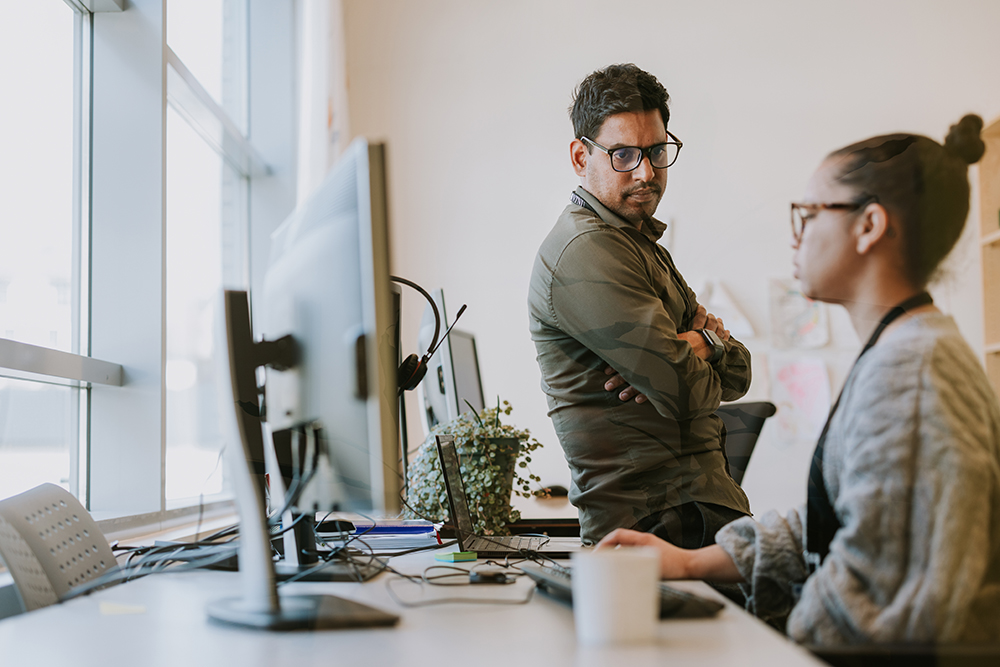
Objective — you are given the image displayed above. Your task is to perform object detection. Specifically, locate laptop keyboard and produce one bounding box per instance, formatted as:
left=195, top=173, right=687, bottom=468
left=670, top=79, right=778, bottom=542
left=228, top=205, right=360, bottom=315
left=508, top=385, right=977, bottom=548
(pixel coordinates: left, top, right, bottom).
left=466, top=535, right=543, bottom=552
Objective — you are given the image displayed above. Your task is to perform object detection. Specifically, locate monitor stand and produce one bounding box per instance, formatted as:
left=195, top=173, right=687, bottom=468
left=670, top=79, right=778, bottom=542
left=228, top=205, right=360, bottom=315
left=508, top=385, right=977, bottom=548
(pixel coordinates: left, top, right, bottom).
left=274, top=511, right=382, bottom=582
left=206, top=290, right=399, bottom=630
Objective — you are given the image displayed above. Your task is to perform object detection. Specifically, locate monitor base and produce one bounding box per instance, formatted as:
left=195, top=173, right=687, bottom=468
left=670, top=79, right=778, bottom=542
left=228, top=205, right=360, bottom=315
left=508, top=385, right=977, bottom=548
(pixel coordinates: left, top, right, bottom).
left=273, top=558, right=384, bottom=582
left=207, top=594, right=399, bottom=630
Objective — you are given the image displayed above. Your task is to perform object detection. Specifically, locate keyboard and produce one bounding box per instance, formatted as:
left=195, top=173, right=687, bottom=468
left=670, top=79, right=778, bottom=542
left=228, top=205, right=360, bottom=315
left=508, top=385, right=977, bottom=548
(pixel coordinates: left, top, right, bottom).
left=522, top=563, right=725, bottom=619
left=465, top=535, right=544, bottom=552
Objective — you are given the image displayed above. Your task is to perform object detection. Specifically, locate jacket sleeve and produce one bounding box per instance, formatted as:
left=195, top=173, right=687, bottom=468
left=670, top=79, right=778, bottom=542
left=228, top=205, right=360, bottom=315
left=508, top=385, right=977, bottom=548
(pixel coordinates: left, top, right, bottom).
left=547, top=228, right=732, bottom=420
left=667, top=250, right=752, bottom=401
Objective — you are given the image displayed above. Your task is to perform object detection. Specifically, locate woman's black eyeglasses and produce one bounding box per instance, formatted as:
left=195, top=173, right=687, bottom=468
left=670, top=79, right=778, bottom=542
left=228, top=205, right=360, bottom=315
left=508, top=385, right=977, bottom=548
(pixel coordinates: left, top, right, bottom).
left=581, top=131, right=683, bottom=172
left=790, top=195, right=879, bottom=242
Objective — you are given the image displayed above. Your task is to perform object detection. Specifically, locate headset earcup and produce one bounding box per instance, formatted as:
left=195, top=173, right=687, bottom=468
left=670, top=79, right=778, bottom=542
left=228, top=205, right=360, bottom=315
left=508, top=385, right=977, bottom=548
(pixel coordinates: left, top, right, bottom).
left=398, top=354, right=427, bottom=391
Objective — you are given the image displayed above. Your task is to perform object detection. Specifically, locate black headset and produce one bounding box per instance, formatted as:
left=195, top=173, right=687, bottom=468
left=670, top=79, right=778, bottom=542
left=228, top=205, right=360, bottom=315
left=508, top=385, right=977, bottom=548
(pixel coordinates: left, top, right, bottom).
left=389, top=276, right=465, bottom=395
left=390, top=276, right=466, bottom=394
left=392, top=276, right=439, bottom=392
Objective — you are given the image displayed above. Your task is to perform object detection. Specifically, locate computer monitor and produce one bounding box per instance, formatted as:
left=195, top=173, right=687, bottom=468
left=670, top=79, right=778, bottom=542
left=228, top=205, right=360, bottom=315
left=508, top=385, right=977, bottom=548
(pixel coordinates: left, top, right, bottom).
left=270, top=283, right=403, bottom=508
left=208, top=138, right=401, bottom=629
left=417, top=289, right=485, bottom=433
left=450, top=329, right=485, bottom=416
left=417, top=289, right=450, bottom=431
left=390, top=281, right=404, bottom=444
left=259, top=140, right=399, bottom=514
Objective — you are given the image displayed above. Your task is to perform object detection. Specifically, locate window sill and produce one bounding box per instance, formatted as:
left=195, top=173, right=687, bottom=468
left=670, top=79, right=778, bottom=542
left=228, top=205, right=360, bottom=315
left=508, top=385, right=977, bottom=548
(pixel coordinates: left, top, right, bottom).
left=97, top=499, right=237, bottom=545
left=1, top=502, right=239, bottom=621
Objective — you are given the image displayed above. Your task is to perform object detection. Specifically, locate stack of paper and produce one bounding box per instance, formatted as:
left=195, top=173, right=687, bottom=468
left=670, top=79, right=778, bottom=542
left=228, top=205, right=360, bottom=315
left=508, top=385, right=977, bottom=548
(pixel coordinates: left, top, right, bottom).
left=319, top=519, right=442, bottom=552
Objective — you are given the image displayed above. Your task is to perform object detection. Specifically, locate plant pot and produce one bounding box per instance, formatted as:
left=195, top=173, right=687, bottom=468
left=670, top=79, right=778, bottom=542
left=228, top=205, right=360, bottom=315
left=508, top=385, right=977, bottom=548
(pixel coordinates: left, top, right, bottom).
left=403, top=401, right=543, bottom=536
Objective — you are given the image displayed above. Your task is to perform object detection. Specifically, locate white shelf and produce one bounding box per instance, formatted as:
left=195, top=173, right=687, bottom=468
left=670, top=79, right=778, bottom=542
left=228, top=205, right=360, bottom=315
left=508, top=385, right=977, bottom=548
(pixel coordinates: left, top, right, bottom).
left=982, top=229, right=1000, bottom=246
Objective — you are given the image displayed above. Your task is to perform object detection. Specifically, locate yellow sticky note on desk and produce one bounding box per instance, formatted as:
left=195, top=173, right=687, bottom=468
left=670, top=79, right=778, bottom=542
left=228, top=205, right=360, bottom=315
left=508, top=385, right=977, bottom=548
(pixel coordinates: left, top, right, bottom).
left=434, top=551, right=477, bottom=562
left=99, top=601, right=147, bottom=615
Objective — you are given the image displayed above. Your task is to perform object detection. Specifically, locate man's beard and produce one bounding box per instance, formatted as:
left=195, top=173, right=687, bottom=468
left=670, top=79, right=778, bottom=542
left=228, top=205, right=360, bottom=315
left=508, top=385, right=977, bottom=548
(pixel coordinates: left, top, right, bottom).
left=613, top=181, right=662, bottom=225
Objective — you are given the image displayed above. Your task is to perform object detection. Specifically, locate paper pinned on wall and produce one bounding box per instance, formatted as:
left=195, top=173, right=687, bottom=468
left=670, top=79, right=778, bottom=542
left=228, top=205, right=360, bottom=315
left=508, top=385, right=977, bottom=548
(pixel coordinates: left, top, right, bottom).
left=769, top=278, right=828, bottom=349
left=769, top=356, right=831, bottom=445
left=699, top=281, right=755, bottom=340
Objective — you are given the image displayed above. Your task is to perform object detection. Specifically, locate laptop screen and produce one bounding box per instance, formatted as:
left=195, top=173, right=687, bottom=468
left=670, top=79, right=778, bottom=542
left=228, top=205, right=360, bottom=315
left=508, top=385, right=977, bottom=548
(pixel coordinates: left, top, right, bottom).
left=434, top=435, right=477, bottom=540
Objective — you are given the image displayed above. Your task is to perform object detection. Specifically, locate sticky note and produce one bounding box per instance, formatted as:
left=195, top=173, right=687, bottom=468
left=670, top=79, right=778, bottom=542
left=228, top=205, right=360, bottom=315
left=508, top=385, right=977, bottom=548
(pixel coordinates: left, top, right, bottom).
left=434, top=551, right=477, bottom=562
left=99, top=601, right=147, bottom=615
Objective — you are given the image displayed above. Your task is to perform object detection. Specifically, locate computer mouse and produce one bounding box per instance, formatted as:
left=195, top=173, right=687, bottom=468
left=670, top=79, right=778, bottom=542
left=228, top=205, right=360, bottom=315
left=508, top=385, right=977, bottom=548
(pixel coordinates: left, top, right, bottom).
left=544, top=485, right=569, bottom=498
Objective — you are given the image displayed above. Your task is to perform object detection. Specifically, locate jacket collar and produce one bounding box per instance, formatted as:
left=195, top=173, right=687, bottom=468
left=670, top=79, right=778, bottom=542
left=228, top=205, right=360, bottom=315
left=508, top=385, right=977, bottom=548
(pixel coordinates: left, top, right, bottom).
left=574, top=186, right=667, bottom=243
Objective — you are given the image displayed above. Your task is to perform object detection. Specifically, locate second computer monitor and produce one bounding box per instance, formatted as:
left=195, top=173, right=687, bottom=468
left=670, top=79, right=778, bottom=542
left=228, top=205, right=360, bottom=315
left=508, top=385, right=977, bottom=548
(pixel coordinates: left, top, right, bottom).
left=449, top=329, right=484, bottom=415
left=417, top=289, right=485, bottom=434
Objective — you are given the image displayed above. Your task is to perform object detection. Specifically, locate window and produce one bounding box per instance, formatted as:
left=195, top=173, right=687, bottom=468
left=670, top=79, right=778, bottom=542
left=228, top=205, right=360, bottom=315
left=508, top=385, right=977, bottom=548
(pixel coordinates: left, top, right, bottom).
left=0, top=1, right=86, bottom=502
left=0, top=0, right=298, bottom=531
left=165, top=107, right=232, bottom=501
left=164, top=0, right=252, bottom=505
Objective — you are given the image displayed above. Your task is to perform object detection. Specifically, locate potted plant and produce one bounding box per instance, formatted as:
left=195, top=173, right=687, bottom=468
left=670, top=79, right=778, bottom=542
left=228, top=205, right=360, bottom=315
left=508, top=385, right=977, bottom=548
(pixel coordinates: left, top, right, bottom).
left=404, top=400, right=544, bottom=535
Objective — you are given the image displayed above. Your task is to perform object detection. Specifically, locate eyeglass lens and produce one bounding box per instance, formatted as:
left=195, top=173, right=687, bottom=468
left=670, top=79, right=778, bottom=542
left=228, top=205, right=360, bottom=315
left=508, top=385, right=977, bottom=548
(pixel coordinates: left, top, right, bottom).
left=611, top=143, right=679, bottom=171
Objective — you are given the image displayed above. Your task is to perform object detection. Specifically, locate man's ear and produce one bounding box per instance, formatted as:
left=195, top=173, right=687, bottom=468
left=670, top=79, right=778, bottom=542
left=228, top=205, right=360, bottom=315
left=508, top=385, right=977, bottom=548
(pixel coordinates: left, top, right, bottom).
left=856, top=202, right=890, bottom=255
left=571, top=139, right=588, bottom=177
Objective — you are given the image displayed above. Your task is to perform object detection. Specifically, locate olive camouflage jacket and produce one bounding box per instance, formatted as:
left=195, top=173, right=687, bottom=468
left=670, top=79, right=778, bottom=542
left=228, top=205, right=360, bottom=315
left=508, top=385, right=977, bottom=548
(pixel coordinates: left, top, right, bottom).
left=528, top=186, right=752, bottom=544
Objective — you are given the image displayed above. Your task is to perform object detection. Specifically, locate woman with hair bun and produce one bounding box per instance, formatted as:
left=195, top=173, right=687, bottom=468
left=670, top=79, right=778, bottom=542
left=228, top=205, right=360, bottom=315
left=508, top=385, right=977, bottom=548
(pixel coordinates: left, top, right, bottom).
left=599, top=115, right=1000, bottom=645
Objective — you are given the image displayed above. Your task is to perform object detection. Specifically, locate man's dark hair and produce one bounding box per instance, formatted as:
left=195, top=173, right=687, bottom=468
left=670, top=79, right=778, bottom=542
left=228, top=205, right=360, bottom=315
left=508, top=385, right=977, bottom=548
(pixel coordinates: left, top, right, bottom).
left=570, top=63, right=671, bottom=142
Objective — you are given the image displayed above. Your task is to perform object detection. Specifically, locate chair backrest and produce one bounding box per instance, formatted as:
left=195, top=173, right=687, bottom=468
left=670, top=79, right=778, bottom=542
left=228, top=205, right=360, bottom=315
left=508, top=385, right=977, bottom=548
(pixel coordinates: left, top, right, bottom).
left=810, top=642, right=1000, bottom=666
left=0, top=483, right=118, bottom=612
left=714, top=401, right=777, bottom=485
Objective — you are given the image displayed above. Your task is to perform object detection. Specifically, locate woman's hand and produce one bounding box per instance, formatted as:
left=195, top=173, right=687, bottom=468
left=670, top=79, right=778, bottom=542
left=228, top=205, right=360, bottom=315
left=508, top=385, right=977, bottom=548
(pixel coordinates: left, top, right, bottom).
left=597, top=528, right=746, bottom=583
left=596, top=529, right=691, bottom=579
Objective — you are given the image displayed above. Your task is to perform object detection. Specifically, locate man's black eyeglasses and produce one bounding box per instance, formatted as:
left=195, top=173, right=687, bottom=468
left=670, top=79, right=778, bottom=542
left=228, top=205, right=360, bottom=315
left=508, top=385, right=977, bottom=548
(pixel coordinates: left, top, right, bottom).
left=581, top=131, right=683, bottom=172
left=790, top=195, right=879, bottom=243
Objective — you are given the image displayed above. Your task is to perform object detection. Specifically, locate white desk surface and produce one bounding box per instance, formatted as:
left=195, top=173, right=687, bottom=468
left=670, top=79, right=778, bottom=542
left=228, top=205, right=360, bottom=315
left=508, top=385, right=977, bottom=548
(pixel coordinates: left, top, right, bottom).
left=0, top=549, right=824, bottom=667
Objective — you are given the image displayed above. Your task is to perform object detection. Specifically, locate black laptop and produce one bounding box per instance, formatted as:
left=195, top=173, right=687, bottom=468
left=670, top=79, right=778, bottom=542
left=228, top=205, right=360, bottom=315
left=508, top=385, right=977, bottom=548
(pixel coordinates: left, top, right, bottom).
left=435, top=435, right=575, bottom=559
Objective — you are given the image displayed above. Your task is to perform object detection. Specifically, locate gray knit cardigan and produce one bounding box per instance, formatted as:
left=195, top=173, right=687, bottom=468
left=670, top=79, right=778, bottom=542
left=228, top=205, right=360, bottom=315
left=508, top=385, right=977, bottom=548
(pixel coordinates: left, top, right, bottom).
left=717, top=313, right=1000, bottom=645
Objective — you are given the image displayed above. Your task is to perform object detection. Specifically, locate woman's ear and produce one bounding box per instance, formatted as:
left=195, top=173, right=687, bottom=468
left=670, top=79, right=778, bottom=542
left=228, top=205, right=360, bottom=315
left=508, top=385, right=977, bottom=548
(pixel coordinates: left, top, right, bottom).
left=856, top=202, right=890, bottom=255
left=571, top=139, right=588, bottom=177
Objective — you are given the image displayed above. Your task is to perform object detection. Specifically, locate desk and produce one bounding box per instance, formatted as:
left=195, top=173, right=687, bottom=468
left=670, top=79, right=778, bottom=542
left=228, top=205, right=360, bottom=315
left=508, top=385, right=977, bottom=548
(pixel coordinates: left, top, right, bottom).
left=0, top=550, right=824, bottom=667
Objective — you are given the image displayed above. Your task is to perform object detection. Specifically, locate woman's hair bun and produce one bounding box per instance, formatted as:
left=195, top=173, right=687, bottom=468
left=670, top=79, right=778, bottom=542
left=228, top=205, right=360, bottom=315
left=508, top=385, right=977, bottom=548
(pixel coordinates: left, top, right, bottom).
left=944, top=114, right=985, bottom=164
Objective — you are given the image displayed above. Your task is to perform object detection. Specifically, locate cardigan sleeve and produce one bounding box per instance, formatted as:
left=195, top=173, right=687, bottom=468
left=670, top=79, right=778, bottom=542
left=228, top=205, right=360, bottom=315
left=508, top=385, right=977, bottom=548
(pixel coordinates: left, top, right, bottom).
left=716, top=508, right=810, bottom=632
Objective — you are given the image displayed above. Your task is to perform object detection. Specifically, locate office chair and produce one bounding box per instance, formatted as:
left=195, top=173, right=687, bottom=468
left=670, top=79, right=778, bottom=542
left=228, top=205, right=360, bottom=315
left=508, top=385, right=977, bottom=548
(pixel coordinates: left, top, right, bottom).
left=0, top=483, right=118, bottom=613
left=714, top=401, right=777, bottom=486
left=809, top=642, right=1000, bottom=667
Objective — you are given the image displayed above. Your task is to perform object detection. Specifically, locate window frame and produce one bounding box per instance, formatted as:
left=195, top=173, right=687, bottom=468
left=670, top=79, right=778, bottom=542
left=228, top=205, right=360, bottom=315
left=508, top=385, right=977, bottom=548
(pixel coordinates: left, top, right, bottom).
left=0, top=0, right=299, bottom=534
left=0, top=1, right=99, bottom=502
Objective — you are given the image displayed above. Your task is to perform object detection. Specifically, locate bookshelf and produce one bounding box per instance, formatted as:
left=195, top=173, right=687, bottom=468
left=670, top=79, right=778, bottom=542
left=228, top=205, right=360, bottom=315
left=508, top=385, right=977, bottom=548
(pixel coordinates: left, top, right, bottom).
left=980, top=116, right=1000, bottom=396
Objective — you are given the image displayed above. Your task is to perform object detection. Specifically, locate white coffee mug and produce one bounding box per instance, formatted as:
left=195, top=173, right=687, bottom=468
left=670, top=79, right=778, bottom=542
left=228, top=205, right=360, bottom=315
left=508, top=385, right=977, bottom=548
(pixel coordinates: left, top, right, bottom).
left=571, top=546, right=660, bottom=646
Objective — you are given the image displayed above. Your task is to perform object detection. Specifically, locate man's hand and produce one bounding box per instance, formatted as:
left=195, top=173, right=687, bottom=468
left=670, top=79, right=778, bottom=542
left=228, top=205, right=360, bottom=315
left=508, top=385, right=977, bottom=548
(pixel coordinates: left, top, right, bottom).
left=604, top=366, right=648, bottom=404
left=689, top=304, right=731, bottom=341
left=682, top=304, right=731, bottom=360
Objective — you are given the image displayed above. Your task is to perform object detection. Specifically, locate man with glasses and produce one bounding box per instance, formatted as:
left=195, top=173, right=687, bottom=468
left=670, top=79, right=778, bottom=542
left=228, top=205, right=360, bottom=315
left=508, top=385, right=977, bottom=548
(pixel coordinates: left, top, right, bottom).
left=528, top=64, right=753, bottom=548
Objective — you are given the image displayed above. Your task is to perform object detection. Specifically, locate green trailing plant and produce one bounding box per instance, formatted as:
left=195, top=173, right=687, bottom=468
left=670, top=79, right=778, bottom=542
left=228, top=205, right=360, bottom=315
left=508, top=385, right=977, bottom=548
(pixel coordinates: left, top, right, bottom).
left=404, top=400, right=545, bottom=535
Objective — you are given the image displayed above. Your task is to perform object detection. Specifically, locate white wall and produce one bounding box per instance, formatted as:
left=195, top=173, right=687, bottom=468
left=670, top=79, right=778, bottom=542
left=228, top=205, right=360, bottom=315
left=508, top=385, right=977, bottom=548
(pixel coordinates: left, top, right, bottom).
left=341, top=0, right=1000, bottom=516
